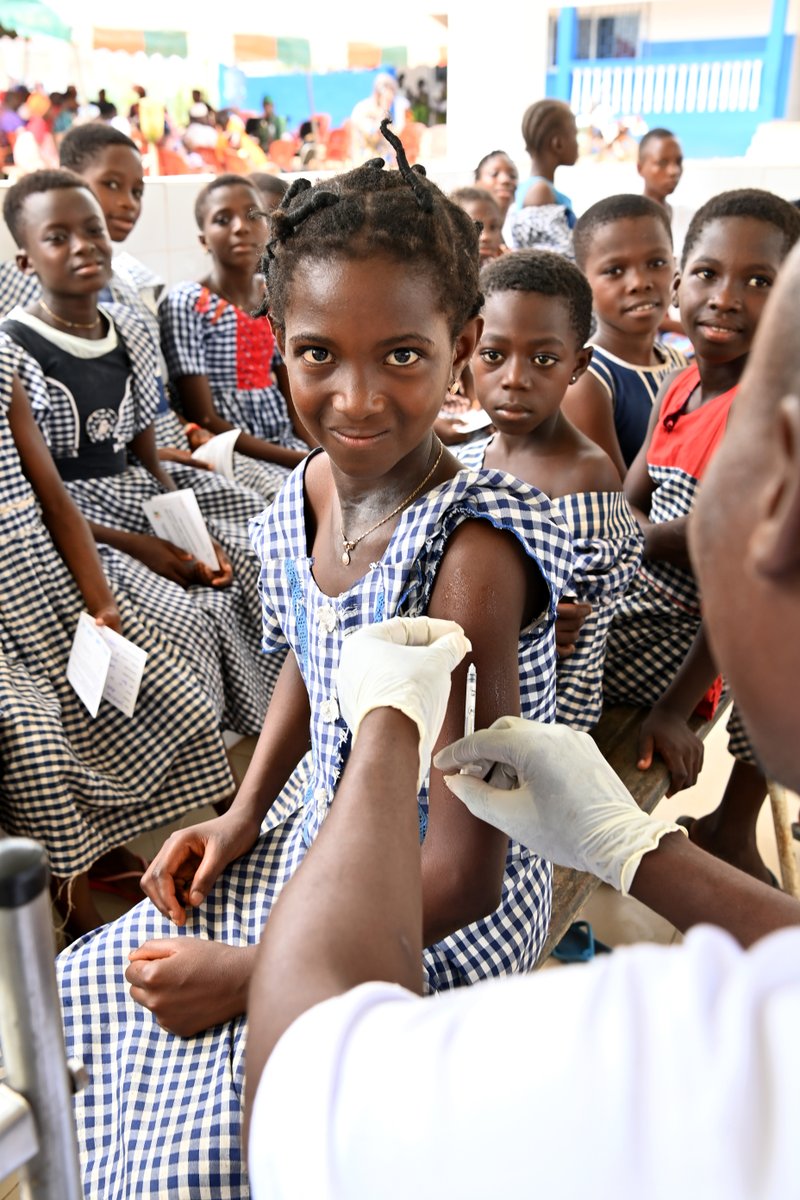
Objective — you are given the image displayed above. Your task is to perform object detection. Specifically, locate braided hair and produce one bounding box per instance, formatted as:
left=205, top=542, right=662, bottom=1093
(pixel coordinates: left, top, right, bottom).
left=258, top=120, right=482, bottom=337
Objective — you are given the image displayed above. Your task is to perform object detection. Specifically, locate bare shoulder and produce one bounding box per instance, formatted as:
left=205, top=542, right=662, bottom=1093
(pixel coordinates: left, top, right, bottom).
left=555, top=428, right=623, bottom=496
left=522, top=180, right=556, bottom=207
left=430, top=517, right=548, bottom=631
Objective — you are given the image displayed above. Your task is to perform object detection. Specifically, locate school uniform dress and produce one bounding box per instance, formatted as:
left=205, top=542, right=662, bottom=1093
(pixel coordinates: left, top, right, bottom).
left=1, top=305, right=282, bottom=735
left=586, top=342, right=687, bottom=467
left=159, top=281, right=308, bottom=502
left=0, top=339, right=234, bottom=877
left=604, top=365, right=755, bottom=762
left=459, top=437, right=642, bottom=730
left=56, top=455, right=573, bottom=1200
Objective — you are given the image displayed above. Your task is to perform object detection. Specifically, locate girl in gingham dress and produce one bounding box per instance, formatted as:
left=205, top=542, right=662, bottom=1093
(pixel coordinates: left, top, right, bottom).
left=1, top=170, right=283, bottom=735
left=57, top=126, right=574, bottom=1198
left=159, top=174, right=312, bottom=504
left=460, top=250, right=642, bottom=731
left=0, top=338, right=234, bottom=936
left=604, top=188, right=800, bottom=885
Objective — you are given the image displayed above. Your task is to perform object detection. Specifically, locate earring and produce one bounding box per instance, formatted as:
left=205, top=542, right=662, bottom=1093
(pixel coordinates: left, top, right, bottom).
left=449, top=378, right=460, bottom=395
left=569, top=374, right=577, bottom=384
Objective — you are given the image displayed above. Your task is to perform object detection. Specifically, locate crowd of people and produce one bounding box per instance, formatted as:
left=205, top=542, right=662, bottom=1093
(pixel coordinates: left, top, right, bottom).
left=0, top=89, right=798, bottom=1198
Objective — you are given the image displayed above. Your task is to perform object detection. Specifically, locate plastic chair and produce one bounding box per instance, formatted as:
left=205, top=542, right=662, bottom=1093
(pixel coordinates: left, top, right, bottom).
left=311, top=113, right=331, bottom=145
left=325, top=126, right=350, bottom=163
left=268, top=139, right=299, bottom=171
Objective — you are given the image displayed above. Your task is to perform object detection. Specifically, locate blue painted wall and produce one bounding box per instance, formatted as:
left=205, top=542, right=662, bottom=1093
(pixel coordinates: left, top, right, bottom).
left=219, top=67, right=397, bottom=131
left=547, top=32, right=795, bottom=158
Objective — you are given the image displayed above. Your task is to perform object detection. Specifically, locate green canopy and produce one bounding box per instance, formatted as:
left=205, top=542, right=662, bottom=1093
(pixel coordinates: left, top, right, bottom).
left=1, top=0, right=72, bottom=41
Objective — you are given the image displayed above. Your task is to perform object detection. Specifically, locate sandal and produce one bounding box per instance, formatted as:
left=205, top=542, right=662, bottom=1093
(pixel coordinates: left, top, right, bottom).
left=552, top=920, right=611, bottom=963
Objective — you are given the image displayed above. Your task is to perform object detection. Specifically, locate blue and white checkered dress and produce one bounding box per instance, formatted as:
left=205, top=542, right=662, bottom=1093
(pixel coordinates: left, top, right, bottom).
left=0, top=338, right=234, bottom=877
left=57, top=454, right=573, bottom=1199
left=2, top=307, right=282, bottom=734
left=458, top=436, right=643, bottom=730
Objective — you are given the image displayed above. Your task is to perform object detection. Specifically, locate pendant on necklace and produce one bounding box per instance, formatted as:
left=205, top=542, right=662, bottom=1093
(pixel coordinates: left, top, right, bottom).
left=341, top=549, right=351, bottom=566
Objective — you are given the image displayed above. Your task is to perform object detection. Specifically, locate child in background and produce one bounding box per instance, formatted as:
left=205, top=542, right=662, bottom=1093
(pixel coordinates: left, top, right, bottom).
left=450, top=187, right=504, bottom=262
left=516, top=99, right=578, bottom=224
left=0, top=340, right=234, bottom=936
left=160, top=174, right=312, bottom=504
left=1, top=170, right=281, bottom=737
left=57, top=123, right=574, bottom=1198
left=564, top=194, right=686, bottom=476
left=473, top=149, right=519, bottom=242
left=637, top=128, right=683, bottom=210
left=248, top=171, right=289, bottom=216
left=604, top=188, right=800, bottom=884
left=459, top=250, right=642, bottom=730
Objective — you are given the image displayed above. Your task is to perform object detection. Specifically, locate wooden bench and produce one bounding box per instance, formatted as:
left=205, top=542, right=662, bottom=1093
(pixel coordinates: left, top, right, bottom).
left=537, top=700, right=731, bottom=964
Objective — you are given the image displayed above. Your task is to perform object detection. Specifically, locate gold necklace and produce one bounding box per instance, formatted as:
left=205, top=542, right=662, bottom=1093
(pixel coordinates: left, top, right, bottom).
left=340, top=439, right=444, bottom=566
left=38, top=297, right=101, bottom=331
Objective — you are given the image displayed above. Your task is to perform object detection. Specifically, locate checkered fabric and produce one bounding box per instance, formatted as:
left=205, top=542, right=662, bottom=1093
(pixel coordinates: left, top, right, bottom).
left=159, top=281, right=307, bottom=450
left=55, top=458, right=572, bottom=1200
left=252, top=452, right=575, bottom=981
left=3, top=317, right=282, bottom=734
left=0, top=259, right=40, bottom=316
left=57, top=762, right=311, bottom=1200
left=0, top=338, right=234, bottom=877
left=458, top=437, right=643, bottom=730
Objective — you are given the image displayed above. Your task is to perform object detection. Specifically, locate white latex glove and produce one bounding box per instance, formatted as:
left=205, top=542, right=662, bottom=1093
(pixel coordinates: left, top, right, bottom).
left=435, top=716, right=686, bottom=894
left=337, top=617, right=472, bottom=790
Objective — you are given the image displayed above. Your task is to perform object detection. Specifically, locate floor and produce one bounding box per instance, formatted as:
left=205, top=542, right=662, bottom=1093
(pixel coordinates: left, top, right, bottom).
left=3, top=724, right=798, bottom=1197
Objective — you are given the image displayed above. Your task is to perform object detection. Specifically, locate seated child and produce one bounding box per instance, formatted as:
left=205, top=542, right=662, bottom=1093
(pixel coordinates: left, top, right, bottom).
left=604, top=188, right=800, bottom=884
left=564, top=194, right=687, bottom=475
left=637, top=127, right=690, bottom=257
left=450, top=186, right=504, bottom=262
left=459, top=250, right=642, bottom=729
left=159, top=173, right=313, bottom=503
left=1, top=169, right=282, bottom=736
left=0, top=339, right=233, bottom=936
left=56, top=123, right=574, bottom=1199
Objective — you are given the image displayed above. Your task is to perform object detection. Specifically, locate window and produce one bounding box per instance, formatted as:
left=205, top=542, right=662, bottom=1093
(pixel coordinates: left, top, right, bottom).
left=550, top=8, right=642, bottom=65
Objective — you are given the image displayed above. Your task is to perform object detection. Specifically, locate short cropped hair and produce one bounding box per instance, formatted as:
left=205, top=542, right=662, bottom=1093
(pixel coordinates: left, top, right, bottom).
left=637, top=128, right=678, bottom=161
left=259, top=120, right=481, bottom=338
left=249, top=173, right=289, bottom=201
left=681, top=188, right=800, bottom=267
left=480, top=249, right=593, bottom=346
left=473, top=150, right=518, bottom=182
left=521, top=100, right=573, bottom=157
left=59, top=123, right=139, bottom=173
left=3, top=168, right=92, bottom=246
left=573, top=194, right=672, bottom=268
left=450, top=186, right=501, bottom=214
left=193, top=173, right=262, bottom=227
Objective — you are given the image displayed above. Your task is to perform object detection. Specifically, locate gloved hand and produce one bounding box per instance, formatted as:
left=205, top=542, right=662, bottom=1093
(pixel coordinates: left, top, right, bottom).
left=337, top=617, right=472, bottom=790
left=435, top=716, right=686, bottom=894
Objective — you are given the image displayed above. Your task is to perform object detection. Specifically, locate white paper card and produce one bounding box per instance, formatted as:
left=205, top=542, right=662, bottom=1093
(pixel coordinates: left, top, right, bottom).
left=190, top=428, right=241, bottom=480
left=67, top=612, right=112, bottom=718
left=142, top=489, right=219, bottom=571
left=99, top=624, right=148, bottom=718
left=67, top=613, right=149, bottom=719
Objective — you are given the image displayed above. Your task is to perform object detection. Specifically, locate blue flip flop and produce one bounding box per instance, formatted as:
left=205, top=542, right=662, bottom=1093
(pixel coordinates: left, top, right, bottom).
left=552, top=920, right=612, bottom=963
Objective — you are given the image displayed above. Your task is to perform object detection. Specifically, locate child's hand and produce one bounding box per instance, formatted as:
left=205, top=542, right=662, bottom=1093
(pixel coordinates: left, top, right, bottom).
left=637, top=703, right=704, bottom=795
left=92, top=601, right=122, bottom=635
left=157, top=446, right=214, bottom=470
left=194, top=541, right=234, bottom=589
left=555, top=600, right=592, bottom=658
left=141, top=811, right=261, bottom=924
left=126, top=533, right=200, bottom=588
left=126, top=939, right=253, bottom=1036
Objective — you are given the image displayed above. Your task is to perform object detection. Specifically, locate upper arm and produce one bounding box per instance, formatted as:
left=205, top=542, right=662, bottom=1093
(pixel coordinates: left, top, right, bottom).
left=523, top=181, right=556, bottom=207
left=420, top=519, right=547, bottom=939
left=160, top=289, right=205, bottom=379
left=623, top=400, right=661, bottom=515
left=173, top=373, right=222, bottom=427
left=8, top=375, right=70, bottom=516
left=562, top=372, right=626, bottom=479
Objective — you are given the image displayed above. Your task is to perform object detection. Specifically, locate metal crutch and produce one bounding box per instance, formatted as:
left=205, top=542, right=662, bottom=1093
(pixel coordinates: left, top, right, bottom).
left=0, top=838, right=85, bottom=1199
